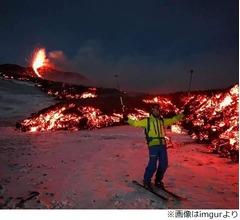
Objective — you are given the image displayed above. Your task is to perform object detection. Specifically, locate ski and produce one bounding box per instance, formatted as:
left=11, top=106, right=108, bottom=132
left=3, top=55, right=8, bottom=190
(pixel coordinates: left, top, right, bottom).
left=132, top=180, right=169, bottom=201
left=153, top=186, right=186, bottom=201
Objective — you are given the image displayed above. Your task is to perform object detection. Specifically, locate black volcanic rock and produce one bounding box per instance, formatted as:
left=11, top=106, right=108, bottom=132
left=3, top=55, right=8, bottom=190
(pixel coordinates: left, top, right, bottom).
left=0, top=64, right=25, bottom=74
left=37, top=66, right=89, bottom=85
left=0, top=64, right=90, bottom=85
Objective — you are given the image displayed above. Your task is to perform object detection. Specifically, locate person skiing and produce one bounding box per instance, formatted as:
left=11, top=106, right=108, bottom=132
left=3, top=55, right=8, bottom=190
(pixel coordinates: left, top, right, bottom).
left=123, top=103, right=188, bottom=190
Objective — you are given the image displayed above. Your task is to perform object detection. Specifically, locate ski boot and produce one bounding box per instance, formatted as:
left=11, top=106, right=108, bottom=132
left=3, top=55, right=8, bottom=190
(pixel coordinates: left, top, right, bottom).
left=143, top=180, right=153, bottom=191
left=155, top=180, right=165, bottom=190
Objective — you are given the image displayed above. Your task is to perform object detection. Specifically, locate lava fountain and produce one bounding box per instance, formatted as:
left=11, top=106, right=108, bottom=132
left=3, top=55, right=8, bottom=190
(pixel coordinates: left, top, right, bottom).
left=32, top=48, right=47, bottom=78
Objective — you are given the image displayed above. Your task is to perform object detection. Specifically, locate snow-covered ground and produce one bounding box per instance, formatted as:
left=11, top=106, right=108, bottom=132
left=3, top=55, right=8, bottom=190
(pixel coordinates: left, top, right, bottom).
left=0, top=78, right=239, bottom=219
left=0, top=78, right=57, bottom=126
left=0, top=125, right=238, bottom=210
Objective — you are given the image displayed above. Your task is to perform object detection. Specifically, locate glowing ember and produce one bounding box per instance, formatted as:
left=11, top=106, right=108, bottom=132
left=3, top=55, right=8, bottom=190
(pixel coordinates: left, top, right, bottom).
left=80, top=92, right=97, bottom=99
left=127, top=108, right=149, bottom=120
left=171, top=124, right=182, bottom=133
left=219, top=95, right=232, bottom=108
left=183, top=84, right=239, bottom=162
left=32, top=48, right=47, bottom=78
left=142, top=96, right=177, bottom=114
left=19, top=104, right=121, bottom=132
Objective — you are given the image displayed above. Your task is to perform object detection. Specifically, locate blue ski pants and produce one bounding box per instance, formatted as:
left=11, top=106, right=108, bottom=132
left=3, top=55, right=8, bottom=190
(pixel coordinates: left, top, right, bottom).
left=143, top=145, right=168, bottom=183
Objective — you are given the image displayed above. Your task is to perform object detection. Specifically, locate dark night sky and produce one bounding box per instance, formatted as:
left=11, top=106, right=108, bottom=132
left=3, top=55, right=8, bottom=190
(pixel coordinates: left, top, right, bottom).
left=0, top=0, right=238, bottom=93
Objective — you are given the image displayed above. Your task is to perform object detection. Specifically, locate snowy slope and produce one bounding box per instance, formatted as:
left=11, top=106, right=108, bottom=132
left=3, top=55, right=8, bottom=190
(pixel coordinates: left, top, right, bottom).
left=0, top=78, right=57, bottom=126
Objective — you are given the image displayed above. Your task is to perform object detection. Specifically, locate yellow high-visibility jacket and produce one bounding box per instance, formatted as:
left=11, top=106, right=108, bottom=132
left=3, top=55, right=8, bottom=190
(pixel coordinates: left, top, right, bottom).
left=127, top=113, right=184, bottom=147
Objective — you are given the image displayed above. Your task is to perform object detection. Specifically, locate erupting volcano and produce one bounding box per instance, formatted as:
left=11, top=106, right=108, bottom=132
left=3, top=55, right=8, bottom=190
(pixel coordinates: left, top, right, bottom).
left=32, top=48, right=48, bottom=78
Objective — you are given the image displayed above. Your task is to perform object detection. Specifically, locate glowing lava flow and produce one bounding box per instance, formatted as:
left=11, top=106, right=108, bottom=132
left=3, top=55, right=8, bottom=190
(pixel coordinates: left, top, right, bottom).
left=32, top=48, right=47, bottom=78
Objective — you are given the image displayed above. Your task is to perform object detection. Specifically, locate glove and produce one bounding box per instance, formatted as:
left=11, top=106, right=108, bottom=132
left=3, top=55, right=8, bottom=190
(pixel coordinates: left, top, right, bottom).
left=123, top=114, right=128, bottom=122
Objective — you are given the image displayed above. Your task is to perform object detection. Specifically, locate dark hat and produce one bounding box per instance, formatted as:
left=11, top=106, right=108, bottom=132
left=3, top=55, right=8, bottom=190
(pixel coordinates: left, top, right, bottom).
left=151, top=103, right=160, bottom=110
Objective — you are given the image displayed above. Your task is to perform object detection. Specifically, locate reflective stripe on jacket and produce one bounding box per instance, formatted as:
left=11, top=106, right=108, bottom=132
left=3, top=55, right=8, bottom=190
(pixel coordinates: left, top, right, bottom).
left=127, top=113, right=184, bottom=147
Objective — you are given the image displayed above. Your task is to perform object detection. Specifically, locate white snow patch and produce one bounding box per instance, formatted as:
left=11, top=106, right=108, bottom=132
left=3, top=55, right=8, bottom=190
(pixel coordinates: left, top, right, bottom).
left=0, top=78, right=57, bottom=126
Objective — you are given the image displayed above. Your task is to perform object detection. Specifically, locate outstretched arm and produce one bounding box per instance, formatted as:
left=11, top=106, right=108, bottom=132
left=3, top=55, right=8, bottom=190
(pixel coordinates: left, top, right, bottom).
left=127, top=118, right=148, bottom=128
left=163, top=113, right=184, bottom=127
